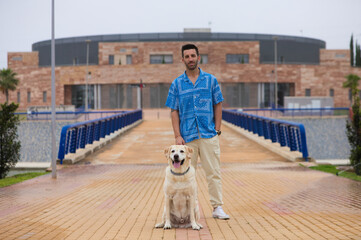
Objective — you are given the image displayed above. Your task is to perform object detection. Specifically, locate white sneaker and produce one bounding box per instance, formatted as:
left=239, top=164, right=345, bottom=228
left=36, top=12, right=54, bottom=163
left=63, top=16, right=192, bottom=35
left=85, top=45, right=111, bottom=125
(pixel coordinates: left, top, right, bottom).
left=212, top=206, right=230, bottom=220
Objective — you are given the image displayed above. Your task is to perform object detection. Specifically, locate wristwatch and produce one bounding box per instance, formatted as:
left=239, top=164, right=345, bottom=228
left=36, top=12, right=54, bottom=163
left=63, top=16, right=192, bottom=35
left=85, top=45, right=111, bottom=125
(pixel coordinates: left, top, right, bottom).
left=216, top=130, right=221, bottom=136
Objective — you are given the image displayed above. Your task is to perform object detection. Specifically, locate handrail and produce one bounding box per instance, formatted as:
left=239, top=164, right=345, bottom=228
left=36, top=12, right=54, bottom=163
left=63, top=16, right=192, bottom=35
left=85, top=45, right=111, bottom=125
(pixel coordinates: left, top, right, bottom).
left=57, top=109, right=142, bottom=163
left=223, top=109, right=309, bottom=160
left=242, top=107, right=348, bottom=111
left=15, top=110, right=126, bottom=120
left=240, top=107, right=348, bottom=118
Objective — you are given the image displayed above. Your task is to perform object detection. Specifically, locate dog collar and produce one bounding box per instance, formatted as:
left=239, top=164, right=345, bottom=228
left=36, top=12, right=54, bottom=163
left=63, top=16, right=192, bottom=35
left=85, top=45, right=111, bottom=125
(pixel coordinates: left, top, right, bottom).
left=170, top=167, right=190, bottom=176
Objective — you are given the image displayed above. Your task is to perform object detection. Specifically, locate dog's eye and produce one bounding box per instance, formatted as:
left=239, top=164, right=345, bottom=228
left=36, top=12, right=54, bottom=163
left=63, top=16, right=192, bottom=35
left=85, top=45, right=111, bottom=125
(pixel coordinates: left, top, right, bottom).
left=180, top=150, right=184, bottom=153
left=171, top=150, right=175, bottom=153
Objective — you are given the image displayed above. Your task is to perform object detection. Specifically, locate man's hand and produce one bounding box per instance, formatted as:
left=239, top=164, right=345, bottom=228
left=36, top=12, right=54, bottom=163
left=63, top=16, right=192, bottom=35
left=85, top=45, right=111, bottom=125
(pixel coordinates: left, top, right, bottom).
left=175, top=136, right=185, bottom=145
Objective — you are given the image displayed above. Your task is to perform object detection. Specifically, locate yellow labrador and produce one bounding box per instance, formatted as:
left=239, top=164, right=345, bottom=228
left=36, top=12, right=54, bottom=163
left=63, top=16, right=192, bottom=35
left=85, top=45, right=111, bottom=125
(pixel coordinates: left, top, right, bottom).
left=155, top=145, right=203, bottom=230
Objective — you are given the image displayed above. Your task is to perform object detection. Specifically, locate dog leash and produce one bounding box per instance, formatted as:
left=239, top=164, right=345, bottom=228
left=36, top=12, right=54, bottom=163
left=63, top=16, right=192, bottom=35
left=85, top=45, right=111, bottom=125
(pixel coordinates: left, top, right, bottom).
left=170, top=167, right=190, bottom=176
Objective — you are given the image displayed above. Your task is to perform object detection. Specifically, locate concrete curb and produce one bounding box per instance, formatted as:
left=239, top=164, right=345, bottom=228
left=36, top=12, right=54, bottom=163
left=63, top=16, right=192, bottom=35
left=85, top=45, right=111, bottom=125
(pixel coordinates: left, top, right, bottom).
left=316, top=159, right=350, bottom=165
left=14, top=162, right=51, bottom=170
left=222, top=120, right=307, bottom=162
left=57, top=119, right=143, bottom=165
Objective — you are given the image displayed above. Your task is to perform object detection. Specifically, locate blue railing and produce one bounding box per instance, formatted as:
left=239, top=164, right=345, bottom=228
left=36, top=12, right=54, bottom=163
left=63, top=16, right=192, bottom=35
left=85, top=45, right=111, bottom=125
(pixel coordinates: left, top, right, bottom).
left=241, top=107, right=349, bottom=118
left=15, top=110, right=126, bottom=121
left=57, top=109, right=142, bottom=163
left=223, top=109, right=309, bottom=160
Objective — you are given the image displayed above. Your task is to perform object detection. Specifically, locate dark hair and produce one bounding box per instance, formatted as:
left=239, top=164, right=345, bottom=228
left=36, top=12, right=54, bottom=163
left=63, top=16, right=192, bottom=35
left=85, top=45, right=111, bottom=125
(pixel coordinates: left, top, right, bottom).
left=181, top=44, right=199, bottom=57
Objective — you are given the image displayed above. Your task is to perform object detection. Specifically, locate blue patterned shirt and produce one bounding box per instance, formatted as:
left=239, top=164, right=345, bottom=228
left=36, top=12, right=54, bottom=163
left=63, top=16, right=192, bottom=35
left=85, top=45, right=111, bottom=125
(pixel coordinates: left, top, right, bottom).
left=165, top=68, right=224, bottom=143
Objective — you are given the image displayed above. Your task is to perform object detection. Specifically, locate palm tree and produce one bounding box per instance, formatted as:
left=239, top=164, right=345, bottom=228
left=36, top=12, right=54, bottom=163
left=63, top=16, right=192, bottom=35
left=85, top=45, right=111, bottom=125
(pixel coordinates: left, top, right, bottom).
left=0, top=68, right=19, bottom=102
left=343, top=74, right=360, bottom=105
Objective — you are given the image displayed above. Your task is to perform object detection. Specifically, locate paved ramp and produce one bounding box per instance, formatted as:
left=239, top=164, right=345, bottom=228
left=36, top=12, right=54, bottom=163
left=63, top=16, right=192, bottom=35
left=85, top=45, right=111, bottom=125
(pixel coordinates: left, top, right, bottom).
left=0, top=119, right=361, bottom=239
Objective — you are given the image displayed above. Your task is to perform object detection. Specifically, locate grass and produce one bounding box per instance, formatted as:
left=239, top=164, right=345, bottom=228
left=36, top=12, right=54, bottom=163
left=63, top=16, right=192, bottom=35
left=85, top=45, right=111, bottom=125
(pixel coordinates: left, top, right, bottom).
left=306, top=164, right=361, bottom=182
left=0, top=172, right=49, bottom=188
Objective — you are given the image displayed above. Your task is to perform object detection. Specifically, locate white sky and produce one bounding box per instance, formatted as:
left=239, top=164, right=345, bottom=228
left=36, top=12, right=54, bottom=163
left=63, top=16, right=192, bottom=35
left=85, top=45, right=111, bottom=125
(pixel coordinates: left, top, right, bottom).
left=0, top=0, right=360, bottom=69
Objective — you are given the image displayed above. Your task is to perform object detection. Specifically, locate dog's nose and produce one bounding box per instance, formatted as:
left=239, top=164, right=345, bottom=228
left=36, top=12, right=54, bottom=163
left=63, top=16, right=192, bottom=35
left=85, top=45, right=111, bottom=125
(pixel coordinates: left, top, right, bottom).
left=174, top=154, right=179, bottom=159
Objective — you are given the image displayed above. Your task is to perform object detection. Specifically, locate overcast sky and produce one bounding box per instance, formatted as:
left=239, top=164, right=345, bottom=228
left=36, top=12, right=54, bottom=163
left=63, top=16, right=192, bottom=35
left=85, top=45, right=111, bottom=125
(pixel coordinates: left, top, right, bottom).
left=0, top=0, right=360, bottom=69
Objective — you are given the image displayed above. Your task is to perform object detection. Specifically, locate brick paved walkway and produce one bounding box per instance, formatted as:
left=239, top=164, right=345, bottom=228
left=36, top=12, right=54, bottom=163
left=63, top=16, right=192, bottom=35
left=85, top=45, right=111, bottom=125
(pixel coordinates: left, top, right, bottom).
left=1, top=119, right=361, bottom=239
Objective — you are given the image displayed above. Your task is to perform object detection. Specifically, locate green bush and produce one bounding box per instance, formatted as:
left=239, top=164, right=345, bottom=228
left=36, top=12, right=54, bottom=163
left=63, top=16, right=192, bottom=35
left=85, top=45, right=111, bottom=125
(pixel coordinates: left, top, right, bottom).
left=0, top=102, right=21, bottom=179
left=343, top=74, right=361, bottom=175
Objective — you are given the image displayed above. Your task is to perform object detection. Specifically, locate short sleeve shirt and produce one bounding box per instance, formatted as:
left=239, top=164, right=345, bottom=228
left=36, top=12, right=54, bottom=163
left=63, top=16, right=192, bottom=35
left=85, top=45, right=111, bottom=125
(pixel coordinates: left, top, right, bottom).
left=165, top=68, right=224, bottom=143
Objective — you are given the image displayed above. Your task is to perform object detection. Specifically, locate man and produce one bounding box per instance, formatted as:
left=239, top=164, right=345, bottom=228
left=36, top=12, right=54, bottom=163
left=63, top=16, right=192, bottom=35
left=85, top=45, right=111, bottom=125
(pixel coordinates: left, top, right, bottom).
left=165, top=43, right=229, bottom=220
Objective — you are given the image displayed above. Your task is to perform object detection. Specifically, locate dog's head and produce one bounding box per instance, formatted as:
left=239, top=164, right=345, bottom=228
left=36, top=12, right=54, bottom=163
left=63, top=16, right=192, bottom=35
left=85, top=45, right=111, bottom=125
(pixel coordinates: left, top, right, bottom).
left=164, top=145, right=193, bottom=171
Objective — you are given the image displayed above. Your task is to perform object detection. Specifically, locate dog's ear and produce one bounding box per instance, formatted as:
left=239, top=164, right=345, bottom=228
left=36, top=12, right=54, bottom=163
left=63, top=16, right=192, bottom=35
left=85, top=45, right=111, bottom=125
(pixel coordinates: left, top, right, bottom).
left=164, top=146, right=172, bottom=158
left=185, top=146, right=193, bottom=158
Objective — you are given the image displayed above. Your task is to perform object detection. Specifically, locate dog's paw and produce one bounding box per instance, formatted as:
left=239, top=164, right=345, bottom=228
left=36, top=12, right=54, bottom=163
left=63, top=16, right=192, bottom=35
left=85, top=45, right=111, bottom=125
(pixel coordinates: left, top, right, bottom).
left=164, top=222, right=172, bottom=229
left=155, top=222, right=164, bottom=228
left=197, top=223, right=203, bottom=229
left=191, top=223, right=201, bottom=230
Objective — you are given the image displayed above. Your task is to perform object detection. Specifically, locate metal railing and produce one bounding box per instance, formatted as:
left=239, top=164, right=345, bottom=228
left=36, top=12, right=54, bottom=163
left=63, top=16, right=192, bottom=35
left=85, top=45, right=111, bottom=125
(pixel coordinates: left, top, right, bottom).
left=223, top=109, right=309, bottom=160
left=240, top=107, right=349, bottom=118
left=15, top=110, right=126, bottom=121
left=57, top=109, right=142, bottom=163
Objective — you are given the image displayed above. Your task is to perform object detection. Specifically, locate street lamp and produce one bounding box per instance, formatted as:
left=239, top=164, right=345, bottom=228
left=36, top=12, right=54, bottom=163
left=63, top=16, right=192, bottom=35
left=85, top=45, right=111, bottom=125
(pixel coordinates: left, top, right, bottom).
left=50, top=0, right=56, bottom=179
left=272, top=36, right=278, bottom=109
left=85, top=39, right=91, bottom=112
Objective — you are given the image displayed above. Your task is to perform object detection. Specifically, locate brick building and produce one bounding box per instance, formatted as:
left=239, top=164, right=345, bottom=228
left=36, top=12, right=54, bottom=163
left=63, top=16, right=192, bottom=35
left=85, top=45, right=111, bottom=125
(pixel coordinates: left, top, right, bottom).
left=3, top=30, right=361, bottom=110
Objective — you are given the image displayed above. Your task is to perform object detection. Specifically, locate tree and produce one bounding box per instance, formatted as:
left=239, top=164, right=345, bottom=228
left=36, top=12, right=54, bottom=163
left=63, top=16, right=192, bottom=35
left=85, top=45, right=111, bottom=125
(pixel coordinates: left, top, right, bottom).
left=356, top=42, right=361, bottom=67
left=0, top=102, right=21, bottom=179
left=343, top=74, right=361, bottom=175
left=350, top=34, right=354, bottom=66
left=0, top=68, right=19, bottom=102
left=343, top=74, right=360, bottom=103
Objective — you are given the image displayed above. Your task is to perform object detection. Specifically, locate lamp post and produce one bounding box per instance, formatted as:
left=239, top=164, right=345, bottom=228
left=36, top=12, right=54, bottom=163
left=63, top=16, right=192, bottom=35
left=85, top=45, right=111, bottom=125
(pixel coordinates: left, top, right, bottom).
left=50, top=0, right=56, bottom=178
left=272, top=36, right=278, bottom=109
left=85, top=39, right=91, bottom=113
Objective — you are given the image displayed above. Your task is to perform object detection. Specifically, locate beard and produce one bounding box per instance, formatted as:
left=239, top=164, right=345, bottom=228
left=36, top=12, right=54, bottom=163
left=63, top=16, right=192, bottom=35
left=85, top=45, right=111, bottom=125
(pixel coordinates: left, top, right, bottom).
left=185, top=60, right=198, bottom=71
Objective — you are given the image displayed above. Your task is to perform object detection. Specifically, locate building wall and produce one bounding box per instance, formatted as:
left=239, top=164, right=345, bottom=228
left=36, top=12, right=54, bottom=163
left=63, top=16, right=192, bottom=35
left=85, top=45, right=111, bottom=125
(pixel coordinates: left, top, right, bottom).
left=3, top=41, right=361, bottom=110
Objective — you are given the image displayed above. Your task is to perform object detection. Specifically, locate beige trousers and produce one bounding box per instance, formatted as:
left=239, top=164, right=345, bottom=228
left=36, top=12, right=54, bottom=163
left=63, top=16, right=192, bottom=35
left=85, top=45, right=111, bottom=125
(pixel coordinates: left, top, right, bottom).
left=186, top=135, right=223, bottom=208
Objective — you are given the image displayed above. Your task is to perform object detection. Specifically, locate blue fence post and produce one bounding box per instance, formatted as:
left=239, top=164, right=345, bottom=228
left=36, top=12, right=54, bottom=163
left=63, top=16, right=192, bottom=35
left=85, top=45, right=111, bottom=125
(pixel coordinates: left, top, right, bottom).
left=80, top=126, right=87, bottom=148
left=270, top=123, right=277, bottom=143
left=289, top=126, right=297, bottom=151
left=279, top=125, right=286, bottom=147
left=69, top=128, right=78, bottom=154
left=88, top=124, right=94, bottom=144
left=65, top=130, right=71, bottom=155
left=57, top=127, right=69, bottom=163
left=263, top=120, right=270, bottom=140
left=298, top=124, right=309, bottom=159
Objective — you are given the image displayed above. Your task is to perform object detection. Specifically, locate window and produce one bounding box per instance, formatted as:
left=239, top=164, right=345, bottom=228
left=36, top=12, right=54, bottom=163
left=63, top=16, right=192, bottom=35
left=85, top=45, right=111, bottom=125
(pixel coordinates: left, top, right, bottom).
left=17, top=92, right=20, bottom=103
left=200, top=54, right=208, bottom=64
left=329, top=88, right=334, bottom=97
left=120, top=48, right=126, bottom=53
left=73, top=57, right=79, bottom=65
left=27, top=92, right=31, bottom=103
left=126, top=55, right=132, bottom=65
left=150, top=55, right=173, bottom=64
left=335, top=54, right=346, bottom=58
left=12, top=56, right=22, bottom=61
left=109, top=55, right=114, bottom=65
left=280, top=56, right=285, bottom=63
left=305, top=89, right=311, bottom=97
left=132, top=48, right=138, bottom=53
left=226, top=54, right=249, bottom=64
left=349, top=89, right=352, bottom=101
left=43, top=91, right=47, bottom=103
